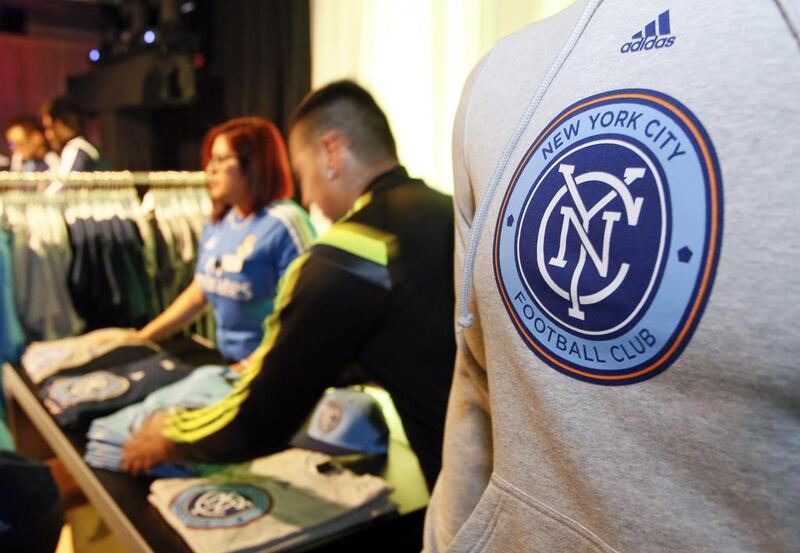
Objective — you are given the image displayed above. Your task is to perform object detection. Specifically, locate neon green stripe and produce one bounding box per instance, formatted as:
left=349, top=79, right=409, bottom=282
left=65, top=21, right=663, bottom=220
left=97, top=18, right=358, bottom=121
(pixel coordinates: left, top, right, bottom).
left=247, top=252, right=309, bottom=362
left=167, top=341, right=268, bottom=429
left=171, top=363, right=261, bottom=423
left=170, top=385, right=249, bottom=425
left=169, top=390, right=250, bottom=434
left=168, top=365, right=264, bottom=430
left=348, top=191, right=373, bottom=215
left=164, top=253, right=312, bottom=444
left=314, top=223, right=392, bottom=266
left=165, top=407, right=240, bottom=443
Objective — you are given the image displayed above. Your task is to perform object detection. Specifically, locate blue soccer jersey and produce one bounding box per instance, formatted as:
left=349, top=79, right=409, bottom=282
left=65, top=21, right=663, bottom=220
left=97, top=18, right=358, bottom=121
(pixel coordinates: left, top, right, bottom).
left=195, top=200, right=315, bottom=361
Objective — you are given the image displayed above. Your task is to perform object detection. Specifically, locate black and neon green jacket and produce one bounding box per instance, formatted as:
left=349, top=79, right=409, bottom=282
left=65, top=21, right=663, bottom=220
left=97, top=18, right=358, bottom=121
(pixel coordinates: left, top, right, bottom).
left=164, top=166, right=455, bottom=489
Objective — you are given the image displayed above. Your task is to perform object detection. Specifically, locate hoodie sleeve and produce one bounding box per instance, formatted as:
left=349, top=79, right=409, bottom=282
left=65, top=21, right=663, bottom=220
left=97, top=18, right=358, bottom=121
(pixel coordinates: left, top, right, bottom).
left=423, top=52, right=495, bottom=552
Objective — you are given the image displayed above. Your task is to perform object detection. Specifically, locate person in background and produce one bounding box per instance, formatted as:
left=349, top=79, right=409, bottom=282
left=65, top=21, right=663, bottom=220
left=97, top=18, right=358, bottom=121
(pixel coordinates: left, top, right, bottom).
left=135, top=116, right=315, bottom=364
left=122, top=81, right=456, bottom=494
left=5, top=116, right=60, bottom=172
left=40, top=96, right=108, bottom=176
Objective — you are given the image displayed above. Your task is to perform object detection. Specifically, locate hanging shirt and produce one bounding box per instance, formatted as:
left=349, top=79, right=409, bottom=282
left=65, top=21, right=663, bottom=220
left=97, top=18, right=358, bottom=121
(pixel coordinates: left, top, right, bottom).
left=195, top=200, right=315, bottom=361
left=15, top=216, right=66, bottom=340
left=148, top=448, right=394, bottom=553
left=25, top=203, right=84, bottom=338
left=0, top=228, right=24, bottom=364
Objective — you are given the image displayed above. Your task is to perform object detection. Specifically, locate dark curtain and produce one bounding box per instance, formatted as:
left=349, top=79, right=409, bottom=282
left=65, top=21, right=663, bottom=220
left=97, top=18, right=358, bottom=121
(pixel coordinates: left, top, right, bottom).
left=0, top=33, right=93, bottom=157
left=6, top=1, right=311, bottom=169
left=211, top=0, right=311, bottom=133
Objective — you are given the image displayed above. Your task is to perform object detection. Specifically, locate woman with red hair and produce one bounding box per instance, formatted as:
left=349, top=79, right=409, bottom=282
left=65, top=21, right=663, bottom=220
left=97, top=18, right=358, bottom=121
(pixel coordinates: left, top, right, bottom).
left=136, top=117, right=315, bottom=361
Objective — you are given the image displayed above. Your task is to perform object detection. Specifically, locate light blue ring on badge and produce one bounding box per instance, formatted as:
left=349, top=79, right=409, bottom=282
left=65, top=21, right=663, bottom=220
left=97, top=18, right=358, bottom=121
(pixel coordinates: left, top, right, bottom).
left=172, top=483, right=271, bottom=528
left=48, top=371, right=130, bottom=407
left=494, top=89, right=723, bottom=385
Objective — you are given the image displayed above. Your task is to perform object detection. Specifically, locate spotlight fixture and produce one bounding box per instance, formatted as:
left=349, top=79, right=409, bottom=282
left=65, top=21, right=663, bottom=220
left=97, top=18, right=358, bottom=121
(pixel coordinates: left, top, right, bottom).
left=143, top=29, right=156, bottom=44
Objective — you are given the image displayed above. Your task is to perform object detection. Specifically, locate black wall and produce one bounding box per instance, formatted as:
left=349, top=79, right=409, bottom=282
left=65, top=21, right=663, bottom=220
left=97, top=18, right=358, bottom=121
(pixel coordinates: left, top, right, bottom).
left=68, top=0, right=310, bottom=171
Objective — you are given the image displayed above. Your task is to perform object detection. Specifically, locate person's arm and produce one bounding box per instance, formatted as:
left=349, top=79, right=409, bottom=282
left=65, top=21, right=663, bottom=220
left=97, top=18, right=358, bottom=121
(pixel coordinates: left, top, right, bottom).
left=122, top=225, right=394, bottom=472
left=136, top=278, right=207, bottom=343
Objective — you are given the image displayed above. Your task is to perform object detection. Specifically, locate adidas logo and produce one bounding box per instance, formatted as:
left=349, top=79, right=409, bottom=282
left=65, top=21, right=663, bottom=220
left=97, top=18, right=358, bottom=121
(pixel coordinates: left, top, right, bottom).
left=620, top=10, right=676, bottom=54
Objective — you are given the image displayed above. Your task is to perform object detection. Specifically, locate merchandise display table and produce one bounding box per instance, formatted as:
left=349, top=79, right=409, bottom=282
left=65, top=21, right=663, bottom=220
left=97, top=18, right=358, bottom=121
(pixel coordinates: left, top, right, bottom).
left=2, top=338, right=429, bottom=553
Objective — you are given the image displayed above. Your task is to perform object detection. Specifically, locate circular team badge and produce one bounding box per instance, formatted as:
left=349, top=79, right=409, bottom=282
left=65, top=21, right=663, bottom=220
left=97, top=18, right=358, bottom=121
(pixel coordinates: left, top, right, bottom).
left=172, top=484, right=271, bottom=529
left=494, top=89, right=722, bottom=385
left=48, top=371, right=130, bottom=407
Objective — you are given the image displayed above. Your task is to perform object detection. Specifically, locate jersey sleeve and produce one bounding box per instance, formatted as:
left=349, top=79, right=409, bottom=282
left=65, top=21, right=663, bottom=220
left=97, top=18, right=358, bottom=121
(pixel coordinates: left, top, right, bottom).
left=163, top=222, right=395, bottom=462
left=265, top=201, right=317, bottom=277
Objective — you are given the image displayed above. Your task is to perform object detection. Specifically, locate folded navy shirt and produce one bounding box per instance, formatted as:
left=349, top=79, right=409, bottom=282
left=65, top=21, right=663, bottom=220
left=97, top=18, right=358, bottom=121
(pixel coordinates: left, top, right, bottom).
left=38, top=349, right=194, bottom=431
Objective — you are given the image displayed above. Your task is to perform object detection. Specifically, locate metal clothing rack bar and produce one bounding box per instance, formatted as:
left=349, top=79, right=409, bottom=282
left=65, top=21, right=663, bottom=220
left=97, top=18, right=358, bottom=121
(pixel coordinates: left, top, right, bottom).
left=0, top=171, right=207, bottom=188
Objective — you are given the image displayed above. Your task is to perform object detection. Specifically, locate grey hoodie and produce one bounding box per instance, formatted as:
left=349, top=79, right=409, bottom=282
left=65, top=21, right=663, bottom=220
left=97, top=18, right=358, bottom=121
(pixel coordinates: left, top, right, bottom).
left=425, top=1, right=800, bottom=552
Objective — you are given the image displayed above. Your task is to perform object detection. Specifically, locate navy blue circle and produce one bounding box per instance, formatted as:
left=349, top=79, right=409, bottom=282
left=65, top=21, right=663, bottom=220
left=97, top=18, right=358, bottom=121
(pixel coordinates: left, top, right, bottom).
left=493, top=89, right=723, bottom=385
left=175, top=484, right=271, bottom=528
left=516, top=134, right=671, bottom=338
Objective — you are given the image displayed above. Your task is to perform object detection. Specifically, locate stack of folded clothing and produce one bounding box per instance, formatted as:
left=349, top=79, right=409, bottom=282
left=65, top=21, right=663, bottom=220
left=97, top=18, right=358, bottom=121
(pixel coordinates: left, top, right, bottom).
left=38, top=350, right=194, bottom=431
left=84, top=364, right=239, bottom=475
left=149, top=448, right=395, bottom=553
left=21, top=327, right=159, bottom=384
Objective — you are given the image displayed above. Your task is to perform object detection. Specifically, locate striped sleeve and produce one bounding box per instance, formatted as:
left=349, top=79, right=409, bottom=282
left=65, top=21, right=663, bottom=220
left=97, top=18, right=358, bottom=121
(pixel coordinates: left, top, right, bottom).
left=266, top=201, right=316, bottom=254
left=163, top=222, right=397, bottom=462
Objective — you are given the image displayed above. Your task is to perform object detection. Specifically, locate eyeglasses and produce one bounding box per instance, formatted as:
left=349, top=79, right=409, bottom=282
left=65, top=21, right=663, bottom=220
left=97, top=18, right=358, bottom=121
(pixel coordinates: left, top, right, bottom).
left=206, top=153, right=238, bottom=167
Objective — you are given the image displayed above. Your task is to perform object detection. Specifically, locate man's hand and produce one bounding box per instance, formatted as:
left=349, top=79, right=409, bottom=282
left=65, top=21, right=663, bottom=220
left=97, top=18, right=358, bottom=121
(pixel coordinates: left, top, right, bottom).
left=121, top=412, right=177, bottom=475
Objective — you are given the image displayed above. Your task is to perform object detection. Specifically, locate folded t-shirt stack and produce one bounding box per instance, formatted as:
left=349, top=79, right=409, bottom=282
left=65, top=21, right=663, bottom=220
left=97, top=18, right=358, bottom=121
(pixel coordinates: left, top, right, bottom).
left=85, top=364, right=239, bottom=475
left=38, top=350, right=193, bottom=431
left=149, top=448, right=396, bottom=553
left=21, top=327, right=160, bottom=385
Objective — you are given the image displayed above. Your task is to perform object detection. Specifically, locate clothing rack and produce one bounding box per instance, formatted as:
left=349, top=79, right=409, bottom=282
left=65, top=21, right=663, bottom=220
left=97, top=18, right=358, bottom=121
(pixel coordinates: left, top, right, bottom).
left=0, top=169, right=214, bottom=346
left=0, top=171, right=207, bottom=189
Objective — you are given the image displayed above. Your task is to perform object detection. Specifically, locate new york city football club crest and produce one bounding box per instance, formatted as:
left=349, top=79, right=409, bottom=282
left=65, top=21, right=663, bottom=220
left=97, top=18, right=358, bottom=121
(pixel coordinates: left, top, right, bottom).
left=494, top=89, right=722, bottom=385
left=172, top=484, right=271, bottom=528
left=48, top=371, right=130, bottom=407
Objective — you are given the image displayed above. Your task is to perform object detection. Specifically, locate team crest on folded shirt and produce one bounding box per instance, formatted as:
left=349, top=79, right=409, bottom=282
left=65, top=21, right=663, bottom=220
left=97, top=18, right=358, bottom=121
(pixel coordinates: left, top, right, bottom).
left=172, top=484, right=271, bottom=528
left=48, top=371, right=130, bottom=407
left=494, top=89, right=722, bottom=385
